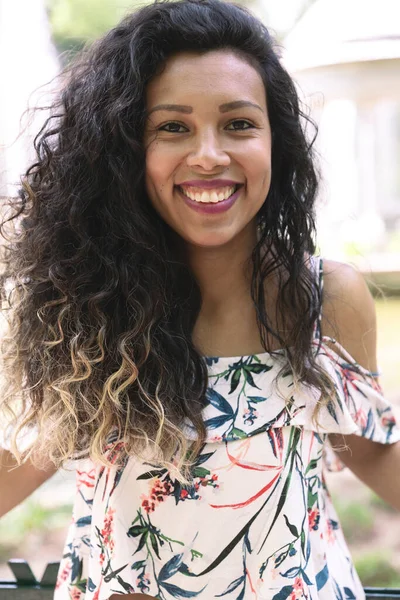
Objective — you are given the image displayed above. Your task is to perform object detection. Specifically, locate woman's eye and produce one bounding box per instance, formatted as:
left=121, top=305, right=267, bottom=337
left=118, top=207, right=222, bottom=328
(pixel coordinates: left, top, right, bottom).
left=158, top=122, right=187, bottom=133
left=226, top=120, right=254, bottom=131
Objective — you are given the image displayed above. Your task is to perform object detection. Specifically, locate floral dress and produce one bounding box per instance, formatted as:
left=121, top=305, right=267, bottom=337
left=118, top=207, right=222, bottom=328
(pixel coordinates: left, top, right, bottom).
left=55, top=256, right=400, bottom=600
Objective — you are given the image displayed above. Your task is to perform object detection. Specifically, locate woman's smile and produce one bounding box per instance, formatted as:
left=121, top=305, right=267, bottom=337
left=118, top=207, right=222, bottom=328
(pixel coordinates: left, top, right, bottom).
left=175, top=183, right=242, bottom=215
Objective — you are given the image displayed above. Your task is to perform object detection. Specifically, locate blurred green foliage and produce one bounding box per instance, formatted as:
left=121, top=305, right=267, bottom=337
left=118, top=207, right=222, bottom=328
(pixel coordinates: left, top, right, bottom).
left=0, top=498, right=72, bottom=561
left=46, top=0, right=147, bottom=54
left=355, top=552, right=400, bottom=587
left=332, top=495, right=375, bottom=543
left=46, top=0, right=253, bottom=56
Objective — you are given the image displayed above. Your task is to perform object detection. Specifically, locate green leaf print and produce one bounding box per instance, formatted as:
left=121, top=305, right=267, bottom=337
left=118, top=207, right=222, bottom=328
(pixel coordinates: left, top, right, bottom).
left=150, top=531, right=161, bottom=559
left=127, top=525, right=147, bottom=537
left=135, top=531, right=148, bottom=554
left=206, top=388, right=234, bottom=415
left=116, top=574, right=135, bottom=593
left=158, top=553, right=184, bottom=582
left=300, top=530, right=306, bottom=555
left=305, top=458, right=319, bottom=474
left=259, top=428, right=301, bottom=552
left=194, top=452, right=215, bottom=466
left=131, top=560, right=146, bottom=570
left=204, top=414, right=233, bottom=429
left=272, top=585, right=294, bottom=600
left=230, top=369, right=241, bottom=394
left=307, top=488, right=318, bottom=509
left=246, top=363, right=272, bottom=374
left=160, top=581, right=206, bottom=598
left=247, top=396, right=267, bottom=403
left=316, top=564, right=329, bottom=590
left=215, top=575, right=245, bottom=596
left=137, top=468, right=168, bottom=480
left=230, top=427, right=247, bottom=439
left=283, top=514, right=299, bottom=538
left=343, top=587, right=357, bottom=599
left=178, top=562, right=196, bottom=577
left=104, top=563, right=129, bottom=583
left=243, top=368, right=260, bottom=389
left=192, top=466, right=210, bottom=478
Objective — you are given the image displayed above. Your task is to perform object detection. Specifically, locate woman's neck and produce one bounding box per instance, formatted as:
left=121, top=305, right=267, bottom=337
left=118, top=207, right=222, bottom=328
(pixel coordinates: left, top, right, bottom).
left=186, top=223, right=258, bottom=318
left=186, top=224, right=277, bottom=357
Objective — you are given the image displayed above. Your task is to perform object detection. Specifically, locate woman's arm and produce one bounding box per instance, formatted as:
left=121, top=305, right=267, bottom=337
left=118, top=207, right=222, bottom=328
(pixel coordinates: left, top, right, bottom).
left=328, top=433, right=400, bottom=510
left=322, top=260, right=400, bottom=510
left=0, top=448, right=58, bottom=518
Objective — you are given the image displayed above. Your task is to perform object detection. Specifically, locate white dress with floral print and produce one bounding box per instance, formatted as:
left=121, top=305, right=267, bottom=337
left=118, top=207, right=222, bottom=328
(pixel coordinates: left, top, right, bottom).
left=54, top=256, right=400, bottom=600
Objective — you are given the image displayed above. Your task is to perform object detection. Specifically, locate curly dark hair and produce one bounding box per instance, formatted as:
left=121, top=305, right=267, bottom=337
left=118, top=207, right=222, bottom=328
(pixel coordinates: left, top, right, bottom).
left=0, top=0, right=333, bottom=478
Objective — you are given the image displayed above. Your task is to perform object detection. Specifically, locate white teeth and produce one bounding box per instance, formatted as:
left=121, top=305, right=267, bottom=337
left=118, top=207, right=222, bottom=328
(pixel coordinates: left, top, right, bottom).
left=210, top=192, right=219, bottom=203
left=180, top=185, right=237, bottom=203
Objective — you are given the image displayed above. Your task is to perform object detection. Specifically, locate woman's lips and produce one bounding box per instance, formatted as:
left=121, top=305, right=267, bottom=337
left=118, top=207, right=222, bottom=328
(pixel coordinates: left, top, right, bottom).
left=175, top=185, right=242, bottom=214
left=176, top=179, right=243, bottom=189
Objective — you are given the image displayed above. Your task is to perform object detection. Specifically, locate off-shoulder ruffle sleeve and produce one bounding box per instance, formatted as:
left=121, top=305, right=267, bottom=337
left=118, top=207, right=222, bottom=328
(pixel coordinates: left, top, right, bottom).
left=184, top=336, right=400, bottom=463
left=310, top=336, right=400, bottom=472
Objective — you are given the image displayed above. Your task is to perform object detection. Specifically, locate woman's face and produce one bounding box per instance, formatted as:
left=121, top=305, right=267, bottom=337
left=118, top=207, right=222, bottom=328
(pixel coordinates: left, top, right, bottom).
left=144, top=50, right=272, bottom=249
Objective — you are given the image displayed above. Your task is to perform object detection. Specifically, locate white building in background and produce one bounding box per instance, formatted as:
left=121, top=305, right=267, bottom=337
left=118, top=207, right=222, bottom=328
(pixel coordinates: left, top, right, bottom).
left=283, top=0, right=400, bottom=273
left=0, top=0, right=59, bottom=197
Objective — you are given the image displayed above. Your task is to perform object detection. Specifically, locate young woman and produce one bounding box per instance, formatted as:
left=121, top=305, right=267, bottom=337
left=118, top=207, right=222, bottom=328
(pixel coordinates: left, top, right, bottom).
left=1, top=1, right=399, bottom=599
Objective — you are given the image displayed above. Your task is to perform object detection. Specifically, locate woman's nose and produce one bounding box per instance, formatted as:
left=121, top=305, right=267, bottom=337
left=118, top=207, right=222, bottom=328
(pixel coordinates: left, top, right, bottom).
left=186, top=130, right=231, bottom=170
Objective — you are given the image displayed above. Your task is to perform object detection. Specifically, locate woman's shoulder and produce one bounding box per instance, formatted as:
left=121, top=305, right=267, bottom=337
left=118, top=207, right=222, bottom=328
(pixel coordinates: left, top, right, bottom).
left=320, top=258, right=378, bottom=373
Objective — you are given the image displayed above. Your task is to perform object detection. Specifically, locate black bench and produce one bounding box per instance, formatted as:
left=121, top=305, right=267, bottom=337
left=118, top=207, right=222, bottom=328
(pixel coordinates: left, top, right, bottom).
left=1, top=560, right=400, bottom=599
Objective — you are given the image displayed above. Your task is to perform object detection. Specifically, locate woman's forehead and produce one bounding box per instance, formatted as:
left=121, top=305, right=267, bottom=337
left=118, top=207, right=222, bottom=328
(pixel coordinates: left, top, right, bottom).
left=145, top=50, right=267, bottom=109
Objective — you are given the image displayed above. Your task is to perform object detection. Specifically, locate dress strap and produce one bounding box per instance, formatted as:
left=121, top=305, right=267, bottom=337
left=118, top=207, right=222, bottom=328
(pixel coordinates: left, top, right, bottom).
left=311, top=255, right=323, bottom=343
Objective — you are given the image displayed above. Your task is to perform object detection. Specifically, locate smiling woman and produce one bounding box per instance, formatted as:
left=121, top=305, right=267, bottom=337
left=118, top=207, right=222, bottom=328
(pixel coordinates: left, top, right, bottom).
left=1, top=1, right=400, bottom=599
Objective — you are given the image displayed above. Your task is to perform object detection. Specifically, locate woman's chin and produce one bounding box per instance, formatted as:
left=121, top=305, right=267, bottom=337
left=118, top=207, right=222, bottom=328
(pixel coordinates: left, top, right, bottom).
left=179, top=221, right=258, bottom=251
left=183, top=233, right=236, bottom=250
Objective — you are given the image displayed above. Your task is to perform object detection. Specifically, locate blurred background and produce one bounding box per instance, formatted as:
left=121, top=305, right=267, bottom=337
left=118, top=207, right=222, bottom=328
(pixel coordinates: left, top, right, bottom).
left=0, top=0, right=400, bottom=588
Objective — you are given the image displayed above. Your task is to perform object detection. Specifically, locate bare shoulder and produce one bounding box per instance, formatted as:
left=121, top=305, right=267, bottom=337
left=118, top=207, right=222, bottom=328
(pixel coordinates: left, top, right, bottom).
left=320, top=259, right=378, bottom=372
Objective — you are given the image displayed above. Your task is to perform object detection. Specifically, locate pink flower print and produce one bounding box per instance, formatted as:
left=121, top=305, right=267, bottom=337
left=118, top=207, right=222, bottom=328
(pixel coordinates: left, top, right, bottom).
left=197, top=473, right=219, bottom=489
left=289, top=576, right=304, bottom=599
left=151, top=479, right=173, bottom=503
left=141, top=498, right=156, bottom=513
left=355, top=408, right=367, bottom=429
left=243, top=406, right=258, bottom=425
left=55, top=561, right=71, bottom=589
left=308, top=507, right=320, bottom=531
left=294, top=577, right=303, bottom=590
left=382, top=415, right=395, bottom=427
left=141, top=478, right=173, bottom=513
left=92, top=589, right=100, bottom=600
left=137, top=572, right=151, bottom=594
left=70, top=587, right=82, bottom=600
left=101, top=507, right=115, bottom=550
left=325, top=519, right=337, bottom=544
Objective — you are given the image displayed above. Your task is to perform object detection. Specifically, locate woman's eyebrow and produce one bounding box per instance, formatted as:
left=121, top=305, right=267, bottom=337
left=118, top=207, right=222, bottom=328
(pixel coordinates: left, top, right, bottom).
left=220, top=100, right=263, bottom=113
left=147, top=104, right=193, bottom=116
left=146, top=100, right=263, bottom=116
